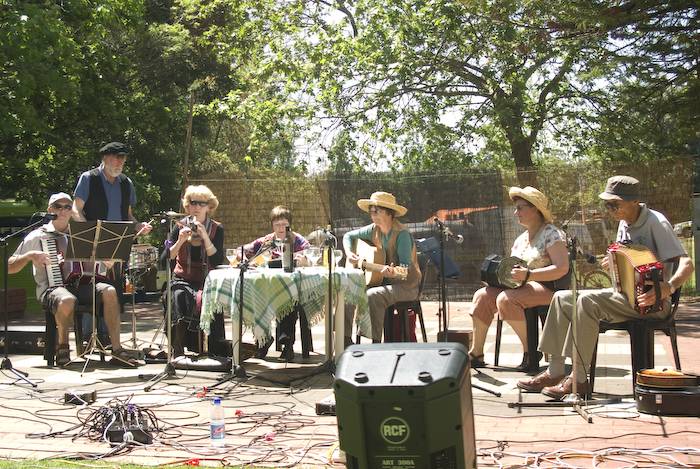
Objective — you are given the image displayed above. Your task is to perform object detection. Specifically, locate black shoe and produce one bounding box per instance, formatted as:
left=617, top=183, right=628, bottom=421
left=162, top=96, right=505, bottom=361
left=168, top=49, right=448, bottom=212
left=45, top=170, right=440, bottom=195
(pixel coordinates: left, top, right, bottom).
left=256, top=338, right=274, bottom=359
left=469, top=353, right=487, bottom=368
left=282, top=343, right=295, bottom=362
left=515, top=351, right=543, bottom=372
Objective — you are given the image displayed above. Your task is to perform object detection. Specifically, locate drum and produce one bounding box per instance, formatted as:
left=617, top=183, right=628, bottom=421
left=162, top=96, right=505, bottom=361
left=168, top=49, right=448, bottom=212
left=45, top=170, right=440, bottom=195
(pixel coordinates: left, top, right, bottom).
left=129, top=244, right=158, bottom=270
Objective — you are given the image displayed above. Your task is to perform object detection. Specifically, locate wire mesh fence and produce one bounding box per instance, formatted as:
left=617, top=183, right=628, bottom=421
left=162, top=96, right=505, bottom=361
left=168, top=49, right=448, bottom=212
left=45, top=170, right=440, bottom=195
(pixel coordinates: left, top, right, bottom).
left=192, top=157, right=694, bottom=300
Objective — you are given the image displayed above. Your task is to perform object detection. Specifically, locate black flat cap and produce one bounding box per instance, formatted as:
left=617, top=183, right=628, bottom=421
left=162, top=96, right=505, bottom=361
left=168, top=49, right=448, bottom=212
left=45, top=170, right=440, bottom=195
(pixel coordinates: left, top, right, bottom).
left=99, top=142, right=129, bottom=155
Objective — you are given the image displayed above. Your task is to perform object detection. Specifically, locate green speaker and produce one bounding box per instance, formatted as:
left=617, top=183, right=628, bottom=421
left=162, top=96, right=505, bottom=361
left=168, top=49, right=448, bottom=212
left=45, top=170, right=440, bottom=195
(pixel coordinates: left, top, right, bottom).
left=334, top=342, right=476, bottom=469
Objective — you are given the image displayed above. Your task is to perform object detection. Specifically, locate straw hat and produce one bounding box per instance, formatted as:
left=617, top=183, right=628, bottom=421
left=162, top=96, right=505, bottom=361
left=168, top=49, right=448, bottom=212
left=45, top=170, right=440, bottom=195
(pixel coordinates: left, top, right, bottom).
left=508, top=186, right=553, bottom=223
left=357, top=191, right=407, bottom=217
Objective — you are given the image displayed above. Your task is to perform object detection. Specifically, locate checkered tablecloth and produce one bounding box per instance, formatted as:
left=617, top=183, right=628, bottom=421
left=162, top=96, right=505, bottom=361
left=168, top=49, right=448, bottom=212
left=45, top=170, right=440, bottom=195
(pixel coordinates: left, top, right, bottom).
left=200, top=266, right=370, bottom=342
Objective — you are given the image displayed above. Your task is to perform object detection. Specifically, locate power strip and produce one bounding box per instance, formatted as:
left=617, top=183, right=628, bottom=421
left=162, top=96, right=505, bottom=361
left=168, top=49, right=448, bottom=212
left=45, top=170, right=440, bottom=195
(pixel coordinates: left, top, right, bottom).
left=106, top=423, right=153, bottom=445
left=64, top=390, right=97, bottom=405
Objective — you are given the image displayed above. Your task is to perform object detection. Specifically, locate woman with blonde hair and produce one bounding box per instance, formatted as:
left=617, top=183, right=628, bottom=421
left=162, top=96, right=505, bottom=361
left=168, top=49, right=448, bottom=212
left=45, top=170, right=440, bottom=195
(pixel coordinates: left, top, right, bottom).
left=468, top=187, right=569, bottom=371
left=162, top=185, right=224, bottom=357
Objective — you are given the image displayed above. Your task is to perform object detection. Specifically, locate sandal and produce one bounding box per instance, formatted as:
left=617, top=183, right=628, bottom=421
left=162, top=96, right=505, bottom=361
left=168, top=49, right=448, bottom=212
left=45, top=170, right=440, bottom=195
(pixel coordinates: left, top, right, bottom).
left=56, top=345, right=71, bottom=367
left=110, top=348, right=140, bottom=367
left=469, top=352, right=487, bottom=368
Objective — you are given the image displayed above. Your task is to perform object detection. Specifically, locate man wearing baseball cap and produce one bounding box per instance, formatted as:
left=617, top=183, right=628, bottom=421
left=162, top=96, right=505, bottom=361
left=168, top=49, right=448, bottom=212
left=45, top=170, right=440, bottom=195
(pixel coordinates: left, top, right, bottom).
left=518, top=175, right=693, bottom=400
left=342, top=191, right=422, bottom=344
left=8, top=193, right=140, bottom=367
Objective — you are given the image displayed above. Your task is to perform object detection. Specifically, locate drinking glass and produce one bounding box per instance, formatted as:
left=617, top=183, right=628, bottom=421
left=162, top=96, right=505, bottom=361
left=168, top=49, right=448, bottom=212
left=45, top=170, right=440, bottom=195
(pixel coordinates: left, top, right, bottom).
left=333, top=249, right=344, bottom=267
left=305, top=246, right=322, bottom=266
left=260, top=250, right=272, bottom=267
left=226, top=248, right=237, bottom=267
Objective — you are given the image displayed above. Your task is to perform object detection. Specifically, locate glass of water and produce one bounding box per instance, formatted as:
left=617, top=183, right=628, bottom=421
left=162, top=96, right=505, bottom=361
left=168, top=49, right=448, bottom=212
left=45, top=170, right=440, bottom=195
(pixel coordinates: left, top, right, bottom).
left=333, top=249, right=344, bottom=267
left=226, top=248, right=237, bottom=267
left=305, top=246, right=322, bottom=266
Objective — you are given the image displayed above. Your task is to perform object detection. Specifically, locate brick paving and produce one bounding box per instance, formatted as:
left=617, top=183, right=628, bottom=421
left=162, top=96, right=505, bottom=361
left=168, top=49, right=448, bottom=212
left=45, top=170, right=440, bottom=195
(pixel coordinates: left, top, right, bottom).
left=0, top=300, right=698, bottom=467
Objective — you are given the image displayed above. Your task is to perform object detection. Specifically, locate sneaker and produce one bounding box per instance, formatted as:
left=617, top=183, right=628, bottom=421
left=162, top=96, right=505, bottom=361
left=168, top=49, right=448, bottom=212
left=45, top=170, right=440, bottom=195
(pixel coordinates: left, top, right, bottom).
left=517, top=370, right=564, bottom=392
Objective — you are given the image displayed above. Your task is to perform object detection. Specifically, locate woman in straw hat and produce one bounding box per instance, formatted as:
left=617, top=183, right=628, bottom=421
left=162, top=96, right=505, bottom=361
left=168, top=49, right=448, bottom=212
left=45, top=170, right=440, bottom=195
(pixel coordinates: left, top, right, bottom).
left=343, top=191, right=421, bottom=344
left=469, top=186, right=569, bottom=370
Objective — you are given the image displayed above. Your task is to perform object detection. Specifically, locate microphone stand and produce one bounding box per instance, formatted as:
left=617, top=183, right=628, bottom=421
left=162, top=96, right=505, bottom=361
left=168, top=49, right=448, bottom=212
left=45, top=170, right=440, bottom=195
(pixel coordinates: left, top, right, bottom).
left=433, top=219, right=449, bottom=337
left=508, top=232, right=620, bottom=421
left=433, top=218, right=500, bottom=397
left=210, top=243, right=276, bottom=388
left=0, top=215, right=47, bottom=388
left=143, top=214, right=180, bottom=391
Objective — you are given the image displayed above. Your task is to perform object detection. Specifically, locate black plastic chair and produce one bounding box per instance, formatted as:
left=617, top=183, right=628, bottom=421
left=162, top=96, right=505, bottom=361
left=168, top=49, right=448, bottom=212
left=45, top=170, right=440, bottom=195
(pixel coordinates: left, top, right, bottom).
left=589, top=287, right=682, bottom=392
left=494, top=305, right=548, bottom=371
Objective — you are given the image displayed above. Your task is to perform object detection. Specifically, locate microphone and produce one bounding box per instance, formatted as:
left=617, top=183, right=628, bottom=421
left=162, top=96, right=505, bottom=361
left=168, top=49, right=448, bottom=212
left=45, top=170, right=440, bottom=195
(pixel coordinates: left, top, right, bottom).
left=433, top=217, right=463, bottom=244
left=317, top=226, right=337, bottom=247
left=36, top=212, right=58, bottom=221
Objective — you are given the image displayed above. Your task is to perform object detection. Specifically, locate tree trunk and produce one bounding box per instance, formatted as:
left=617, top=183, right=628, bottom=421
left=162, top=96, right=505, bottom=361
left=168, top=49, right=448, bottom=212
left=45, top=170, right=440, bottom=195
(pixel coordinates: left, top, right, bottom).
left=510, top=137, right=538, bottom=187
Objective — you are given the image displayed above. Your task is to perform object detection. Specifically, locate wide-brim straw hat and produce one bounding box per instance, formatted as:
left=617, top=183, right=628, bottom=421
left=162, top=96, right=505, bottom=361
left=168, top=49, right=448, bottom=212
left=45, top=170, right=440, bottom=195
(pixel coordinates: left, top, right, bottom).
left=508, top=186, right=553, bottom=223
left=357, top=191, right=408, bottom=217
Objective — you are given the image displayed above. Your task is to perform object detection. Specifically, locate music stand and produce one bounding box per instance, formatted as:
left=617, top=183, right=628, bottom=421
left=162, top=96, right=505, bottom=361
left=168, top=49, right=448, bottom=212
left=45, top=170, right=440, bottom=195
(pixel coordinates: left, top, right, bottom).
left=65, top=220, right=134, bottom=373
left=416, top=235, right=460, bottom=335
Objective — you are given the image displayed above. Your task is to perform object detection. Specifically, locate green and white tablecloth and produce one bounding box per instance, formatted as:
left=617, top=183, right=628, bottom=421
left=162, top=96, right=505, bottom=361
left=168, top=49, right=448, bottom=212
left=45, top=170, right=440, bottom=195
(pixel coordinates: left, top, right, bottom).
left=200, top=266, right=370, bottom=342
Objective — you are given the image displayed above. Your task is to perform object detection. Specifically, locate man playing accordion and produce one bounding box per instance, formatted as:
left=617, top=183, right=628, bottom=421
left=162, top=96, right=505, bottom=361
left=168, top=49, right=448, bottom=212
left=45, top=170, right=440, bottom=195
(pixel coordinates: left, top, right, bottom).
left=518, top=176, right=693, bottom=400
left=7, top=193, right=138, bottom=367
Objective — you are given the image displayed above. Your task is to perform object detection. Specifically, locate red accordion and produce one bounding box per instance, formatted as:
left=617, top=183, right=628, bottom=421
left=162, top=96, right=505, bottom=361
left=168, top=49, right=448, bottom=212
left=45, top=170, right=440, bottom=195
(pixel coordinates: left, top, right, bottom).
left=607, top=242, right=664, bottom=315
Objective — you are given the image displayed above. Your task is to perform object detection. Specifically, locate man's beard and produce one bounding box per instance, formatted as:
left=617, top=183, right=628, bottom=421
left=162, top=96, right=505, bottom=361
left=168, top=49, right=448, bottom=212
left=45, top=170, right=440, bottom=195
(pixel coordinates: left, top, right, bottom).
left=105, top=166, right=123, bottom=178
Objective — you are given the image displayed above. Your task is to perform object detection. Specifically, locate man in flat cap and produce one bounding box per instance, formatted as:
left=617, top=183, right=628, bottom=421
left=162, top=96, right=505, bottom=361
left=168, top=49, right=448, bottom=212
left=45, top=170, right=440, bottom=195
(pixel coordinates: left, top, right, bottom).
left=72, top=142, right=151, bottom=235
left=343, top=191, right=421, bottom=344
left=71, top=142, right=152, bottom=322
left=518, top=175, right=693, bottom=400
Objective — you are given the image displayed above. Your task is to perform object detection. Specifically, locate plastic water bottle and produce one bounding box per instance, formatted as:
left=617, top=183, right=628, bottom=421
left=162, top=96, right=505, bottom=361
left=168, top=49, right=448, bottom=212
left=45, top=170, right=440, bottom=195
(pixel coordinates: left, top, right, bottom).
left=210, top=397, right=225, bottom=446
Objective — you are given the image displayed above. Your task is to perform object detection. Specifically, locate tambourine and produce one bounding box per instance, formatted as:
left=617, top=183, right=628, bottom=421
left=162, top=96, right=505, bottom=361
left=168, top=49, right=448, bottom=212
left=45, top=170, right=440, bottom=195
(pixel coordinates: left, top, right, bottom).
left=480, top=254, right=526, bottom=289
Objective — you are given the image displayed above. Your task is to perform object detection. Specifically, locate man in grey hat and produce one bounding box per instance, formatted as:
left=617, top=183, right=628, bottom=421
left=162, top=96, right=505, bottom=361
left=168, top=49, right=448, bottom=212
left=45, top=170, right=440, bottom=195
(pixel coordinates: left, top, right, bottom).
left=517, top=175, right=693, bottom=400
left=8, top=193, right=139, bottom=367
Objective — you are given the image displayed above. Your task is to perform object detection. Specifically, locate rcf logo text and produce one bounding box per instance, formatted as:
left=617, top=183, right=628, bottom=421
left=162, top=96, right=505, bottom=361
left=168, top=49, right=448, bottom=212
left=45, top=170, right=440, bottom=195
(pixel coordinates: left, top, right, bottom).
left=380, top=417, right=410, bottom=445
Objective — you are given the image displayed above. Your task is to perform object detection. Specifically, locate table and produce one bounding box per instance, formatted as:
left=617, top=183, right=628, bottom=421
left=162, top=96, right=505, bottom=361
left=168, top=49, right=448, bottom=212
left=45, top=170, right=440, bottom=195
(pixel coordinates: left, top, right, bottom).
left=200, top=266, right=369, bottom=362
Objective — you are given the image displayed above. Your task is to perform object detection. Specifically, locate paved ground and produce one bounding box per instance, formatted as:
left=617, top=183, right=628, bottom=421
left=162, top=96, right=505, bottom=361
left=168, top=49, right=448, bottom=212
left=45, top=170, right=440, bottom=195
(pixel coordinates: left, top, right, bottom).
left=1, top=299, right=699, bottom=467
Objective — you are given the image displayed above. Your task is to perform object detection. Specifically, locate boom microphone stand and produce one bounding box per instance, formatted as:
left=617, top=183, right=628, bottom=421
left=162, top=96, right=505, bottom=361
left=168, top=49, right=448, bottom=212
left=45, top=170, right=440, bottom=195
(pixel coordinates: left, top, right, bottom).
left=433, top=218, right=499, bottom=396
left=0, top=214, right=49, bottom=388
left=143, top=212, right=183, bottom=391
left=210, top=243, right=277, bottom=388
left=508, top=233, right=620, bottom=422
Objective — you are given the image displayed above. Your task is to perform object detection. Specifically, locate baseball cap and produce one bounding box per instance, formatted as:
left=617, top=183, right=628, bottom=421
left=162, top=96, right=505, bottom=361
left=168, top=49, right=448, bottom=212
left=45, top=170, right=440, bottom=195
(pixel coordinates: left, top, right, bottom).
left=48, top=192, right=73, bottom=207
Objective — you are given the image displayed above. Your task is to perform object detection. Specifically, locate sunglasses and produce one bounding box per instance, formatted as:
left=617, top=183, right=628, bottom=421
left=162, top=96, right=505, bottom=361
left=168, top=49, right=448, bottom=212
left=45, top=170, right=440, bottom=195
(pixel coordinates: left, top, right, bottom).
left=604, top=201, right=620, bottom=212
left=514, top=203, right=533, bottom=211
left=189, top=200, right=209, bottom=207
left=51, top=203, right=72, bottom=210
left=368, top=206, right=386, bottom=214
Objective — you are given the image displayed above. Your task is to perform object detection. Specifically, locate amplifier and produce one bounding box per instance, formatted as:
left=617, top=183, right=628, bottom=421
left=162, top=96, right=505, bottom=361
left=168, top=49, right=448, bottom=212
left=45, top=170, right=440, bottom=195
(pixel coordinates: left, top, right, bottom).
left=335, top=343, right=476, bottom=469
left=0, top=325, right=46, bottom=355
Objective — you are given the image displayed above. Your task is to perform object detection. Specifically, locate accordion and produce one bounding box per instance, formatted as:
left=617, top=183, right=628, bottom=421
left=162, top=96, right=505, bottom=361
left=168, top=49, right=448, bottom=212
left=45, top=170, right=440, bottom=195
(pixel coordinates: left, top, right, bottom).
left=607, top=242, right=664, bottom=315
